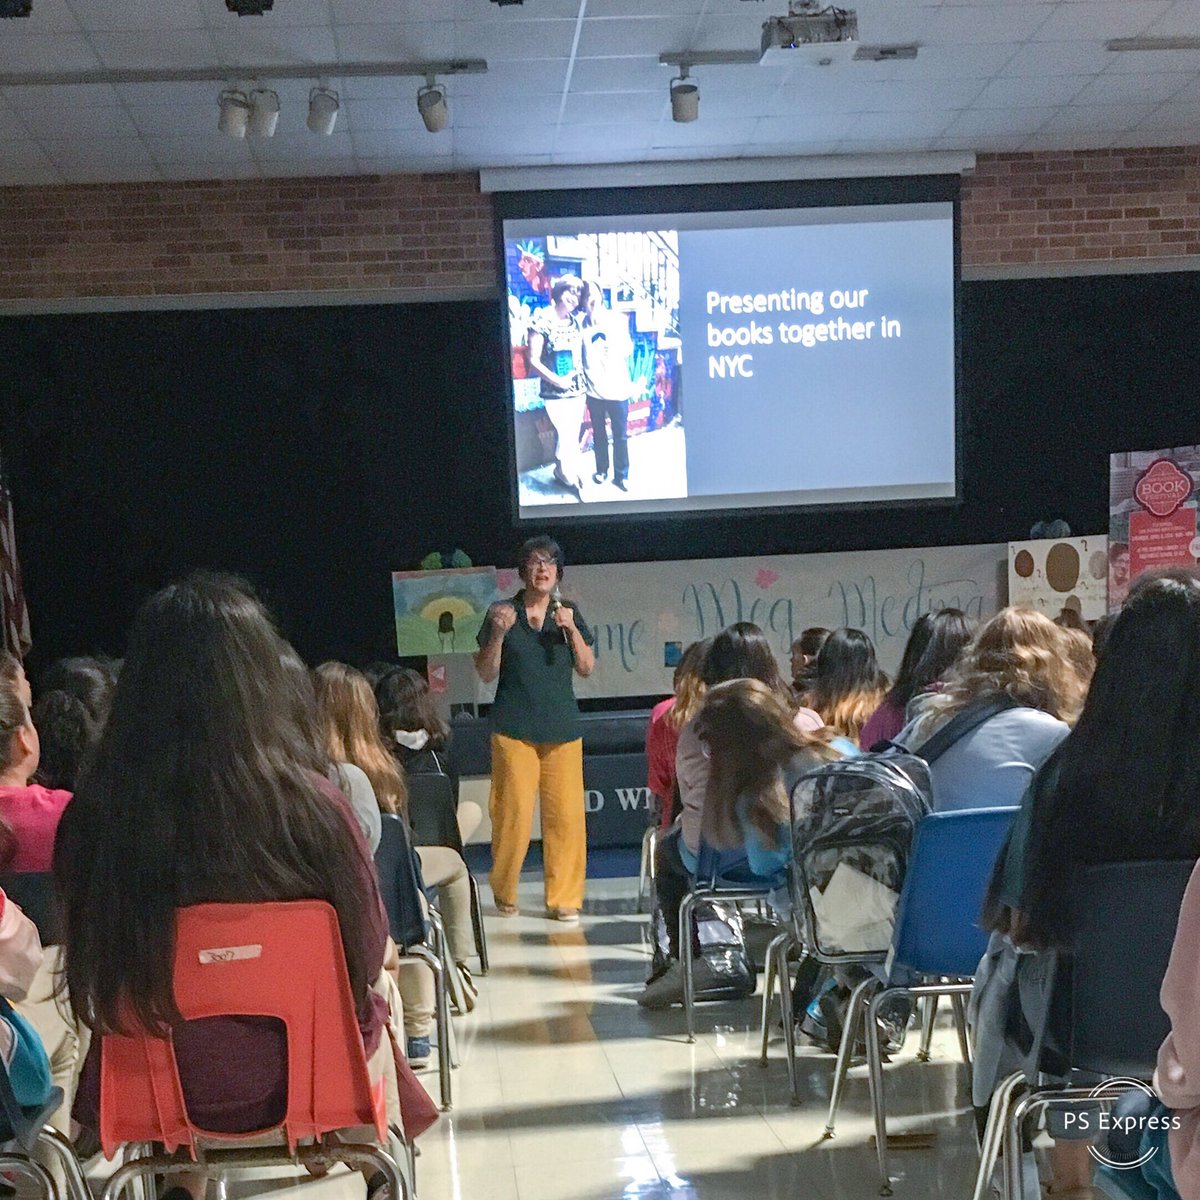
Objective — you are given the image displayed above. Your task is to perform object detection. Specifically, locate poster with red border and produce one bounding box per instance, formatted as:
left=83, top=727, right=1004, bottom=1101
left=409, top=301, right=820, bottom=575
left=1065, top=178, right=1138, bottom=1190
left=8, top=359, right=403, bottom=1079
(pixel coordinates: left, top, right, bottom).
left=1109, top=447, right=1200, bottom=610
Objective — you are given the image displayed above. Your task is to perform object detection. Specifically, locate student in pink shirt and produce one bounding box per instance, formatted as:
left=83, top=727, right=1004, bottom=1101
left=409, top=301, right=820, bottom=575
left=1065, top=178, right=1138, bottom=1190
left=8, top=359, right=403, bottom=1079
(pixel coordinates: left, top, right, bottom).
left=0, top=656, right=72, bottom=873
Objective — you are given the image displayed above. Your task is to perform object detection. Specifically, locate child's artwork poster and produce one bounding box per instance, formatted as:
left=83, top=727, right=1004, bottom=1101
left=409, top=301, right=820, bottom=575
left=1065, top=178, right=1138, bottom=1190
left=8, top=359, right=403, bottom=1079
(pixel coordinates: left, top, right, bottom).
left=1008, top=537, right=1109, bottom=621
left=1109, top=447, right=1200, bottom=610
left=392, top=567, right=497, bottom=656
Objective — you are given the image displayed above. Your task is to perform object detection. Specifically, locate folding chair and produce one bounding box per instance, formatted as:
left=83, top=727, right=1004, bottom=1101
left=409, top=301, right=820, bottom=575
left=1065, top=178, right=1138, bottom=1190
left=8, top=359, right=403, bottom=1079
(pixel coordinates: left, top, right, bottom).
left=819, top=806, right=1016, bottom=1195
left=972, top=859, right=1194, bottom=1200
left=375, top=813, right=455, bottom=1111
left=405, top=772, right=489, bottom=975
left=95, top=900, right=409, bottom=1200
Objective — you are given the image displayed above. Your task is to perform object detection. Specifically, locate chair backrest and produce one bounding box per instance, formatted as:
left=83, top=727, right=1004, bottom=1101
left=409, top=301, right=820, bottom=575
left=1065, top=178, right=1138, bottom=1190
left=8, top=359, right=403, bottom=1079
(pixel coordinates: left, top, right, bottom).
left=887, top=806, right=1017, bottom=978
left=405, top=772, right=462, bottom=853
left=374, top=814, right=429, bottom=948
left=1068, top=859, right=1195, bottom=1079
left=0, top=872, right=62, bottom=946
left=98, top=901, right=386, bottom=1159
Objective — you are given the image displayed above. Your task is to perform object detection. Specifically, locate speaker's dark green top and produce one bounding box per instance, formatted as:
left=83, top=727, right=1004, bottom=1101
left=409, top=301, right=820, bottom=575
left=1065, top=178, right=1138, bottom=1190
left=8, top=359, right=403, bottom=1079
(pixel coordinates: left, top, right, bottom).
left=477, top=590, right=595, bottom=745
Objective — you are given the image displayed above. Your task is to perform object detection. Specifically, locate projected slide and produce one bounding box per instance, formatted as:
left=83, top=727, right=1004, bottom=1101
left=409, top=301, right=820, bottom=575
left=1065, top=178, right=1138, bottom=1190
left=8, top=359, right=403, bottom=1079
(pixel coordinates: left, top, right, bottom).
left=502, top=202, right=956, bottom=518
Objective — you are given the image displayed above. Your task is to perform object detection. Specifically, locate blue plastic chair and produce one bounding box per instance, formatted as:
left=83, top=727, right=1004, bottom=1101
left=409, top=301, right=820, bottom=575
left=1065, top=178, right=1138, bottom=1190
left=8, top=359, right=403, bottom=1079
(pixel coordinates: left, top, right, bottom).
left=823, top=806, right=1017, bottom=1196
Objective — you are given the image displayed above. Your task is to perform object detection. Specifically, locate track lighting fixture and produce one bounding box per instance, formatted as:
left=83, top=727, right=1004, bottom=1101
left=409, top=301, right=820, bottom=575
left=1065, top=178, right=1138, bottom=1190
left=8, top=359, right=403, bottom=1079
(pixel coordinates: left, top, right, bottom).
left=307, top=83, right=339, bottom=135
left=670, top=65, right=699, bottom=123
left=417, top=75, right=449, bottom=133
left=0, top=0, right=31, bottom=17
left=247, top=88, right=279, bottom=137
left=217, top=87, right=250, bottom=138
left=225, top=0, right=273, bottom=13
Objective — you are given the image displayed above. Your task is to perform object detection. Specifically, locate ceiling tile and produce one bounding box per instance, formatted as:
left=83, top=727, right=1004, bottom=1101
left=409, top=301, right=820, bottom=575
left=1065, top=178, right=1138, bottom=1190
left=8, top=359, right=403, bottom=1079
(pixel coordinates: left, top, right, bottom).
left=681, top=88, right=777, bottom=120
left=0, top=107, right=27, bottom=138
left=847, top=108, right=955, bottom=139
left=568, top=56, right=659, bottom=93
left=449, top=59, right=570, bottom=96
left=561, top=91, right=667, bottom=125
left=0, top=35, right=99, bottom=72
left=452, top=93, right=564, bottom=128
left=650, top=115, right=757, bottom=147
left=210, top=25, right=339, bottom=66
left=90, top=29, right=217, bottom=70
left=1033, top=2, right=1171, bottom=42
left=1138, top=100, right=1200, bottom=130
left=451, top=17, right=577, bottom=60
left=974, top=74, right=1091, bottom=108
left=84, top=0, right=205, bottom=30
left=334, top=22, right=457, bottom=62
left=349, top=127, right=453, bottom=157
left=926, top=5, right=1054, bottom=45
left=852, top=0, right=942, bottom=45
left=41, top=136, right=159, bottom=171
left=686, top=14, right=777, bottom=55
left=576, top=17, right=687, bottom=59
left=1106, top=47, right=1200, bottom=75
left=1073, top=72, right=1189, bottom=105
left=933, top=132, right=1032, bottom=152
left=1000, top=40, right=1112, bottom=76
left=142, top=132, right=259, bottom=163
left=4, top=83, right=120, bottom=110
left=22, top=104, right=139, bottom=139
left=257, top=157, right=358, bottom=177
left=453, top=125, right=568, bottom=157
left=752, top=113, right=858, bottom=143
left=856, top=78, right=988, bottom=111
left=130, top=103, right=239, bottom=139
left=1021, top=130, right=1118, bottom=151
left=1148, top=0, right=1200, bottom=37
left=861, top=42, right=1017, bottom=82
left=250, top=128, right=357, bottom=158
left=555, top=121, right=654, bottom=155
left=1039, top=101, right=1161, bottom=133
left=360, top=154, right=471, bottom=174
left=838, top=135, right=938, bottom=153
left=0, top=137, right=56, bottom=170
left=941, top=107, right=1057, bottom=137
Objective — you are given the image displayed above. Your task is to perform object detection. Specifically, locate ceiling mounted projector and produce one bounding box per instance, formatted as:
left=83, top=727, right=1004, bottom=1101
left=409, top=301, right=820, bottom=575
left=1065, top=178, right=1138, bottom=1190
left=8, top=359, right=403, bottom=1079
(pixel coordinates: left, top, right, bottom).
left=761, top=2, right=859, bottom=65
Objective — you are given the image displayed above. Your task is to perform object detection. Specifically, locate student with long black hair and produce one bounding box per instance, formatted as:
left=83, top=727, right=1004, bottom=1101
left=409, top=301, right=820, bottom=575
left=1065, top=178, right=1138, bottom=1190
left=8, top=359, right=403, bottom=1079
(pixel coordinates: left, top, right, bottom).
left=859, top=609, right=973, bottom=748
left=54, top=572, right=403, bottom=1192
left=973, top=570, right=1200, bottom=1197
left=807, top=627, right=890, bottom=743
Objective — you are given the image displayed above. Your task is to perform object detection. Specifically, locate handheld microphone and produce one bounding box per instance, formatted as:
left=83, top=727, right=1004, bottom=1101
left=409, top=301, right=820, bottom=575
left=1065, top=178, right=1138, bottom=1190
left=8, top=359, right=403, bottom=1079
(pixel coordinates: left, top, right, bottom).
left=550, top=585, right=570, bottom=643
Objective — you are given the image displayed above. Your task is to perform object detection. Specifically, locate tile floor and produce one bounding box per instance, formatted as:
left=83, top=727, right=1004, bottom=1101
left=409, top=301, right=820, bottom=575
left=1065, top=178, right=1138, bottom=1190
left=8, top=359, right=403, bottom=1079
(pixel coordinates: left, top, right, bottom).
left=413, top=874, right=983, bottom=1200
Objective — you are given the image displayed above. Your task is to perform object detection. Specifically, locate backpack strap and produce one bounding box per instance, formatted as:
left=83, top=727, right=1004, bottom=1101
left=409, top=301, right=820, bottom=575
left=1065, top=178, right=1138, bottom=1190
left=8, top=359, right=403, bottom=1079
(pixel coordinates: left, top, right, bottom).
left=912, top=696, right=1021, bottom=765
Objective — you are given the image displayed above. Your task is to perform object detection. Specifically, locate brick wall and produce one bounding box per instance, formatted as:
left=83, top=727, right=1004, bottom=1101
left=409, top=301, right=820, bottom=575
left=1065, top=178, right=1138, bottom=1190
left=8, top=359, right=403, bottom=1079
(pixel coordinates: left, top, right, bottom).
left=0, top=171, right=494, bottom=303
left=0, top=146, right=1196, bottom=304
left=960, top=147, right=1200, bottom=270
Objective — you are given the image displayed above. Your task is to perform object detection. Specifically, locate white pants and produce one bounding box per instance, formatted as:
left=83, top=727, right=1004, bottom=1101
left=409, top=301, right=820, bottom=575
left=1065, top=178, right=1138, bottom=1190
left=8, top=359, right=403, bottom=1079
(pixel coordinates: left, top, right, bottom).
left=541, top=393, right=587, bottom=485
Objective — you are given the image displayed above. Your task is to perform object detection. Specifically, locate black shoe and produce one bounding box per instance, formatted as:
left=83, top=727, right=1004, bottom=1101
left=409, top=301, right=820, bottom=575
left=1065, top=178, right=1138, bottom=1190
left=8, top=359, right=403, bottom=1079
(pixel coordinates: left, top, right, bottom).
left=592, top=472, right=607, bottom=484
left=614, top=478, right=628, bottom=492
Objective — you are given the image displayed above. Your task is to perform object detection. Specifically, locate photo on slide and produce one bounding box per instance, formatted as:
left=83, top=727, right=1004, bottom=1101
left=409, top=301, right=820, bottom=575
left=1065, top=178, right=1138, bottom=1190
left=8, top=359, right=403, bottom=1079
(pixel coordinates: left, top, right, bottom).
left=504, top=232, right=686, bottom=510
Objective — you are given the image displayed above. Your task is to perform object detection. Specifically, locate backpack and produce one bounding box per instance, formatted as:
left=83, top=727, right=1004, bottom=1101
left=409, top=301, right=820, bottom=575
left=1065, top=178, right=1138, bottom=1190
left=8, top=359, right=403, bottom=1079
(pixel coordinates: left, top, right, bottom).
left=791, top=698, right=1016, bottom=957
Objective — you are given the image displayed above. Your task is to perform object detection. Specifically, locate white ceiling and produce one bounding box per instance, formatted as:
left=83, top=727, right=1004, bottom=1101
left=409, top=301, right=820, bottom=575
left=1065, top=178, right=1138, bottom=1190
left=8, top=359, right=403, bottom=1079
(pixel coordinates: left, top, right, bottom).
left=0, top=0, right=1197, bottom=185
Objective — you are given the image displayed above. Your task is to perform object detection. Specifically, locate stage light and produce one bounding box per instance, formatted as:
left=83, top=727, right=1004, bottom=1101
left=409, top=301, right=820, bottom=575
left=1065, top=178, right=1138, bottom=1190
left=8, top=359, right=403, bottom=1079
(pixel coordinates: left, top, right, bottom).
left=670, top=67, right=698, bottom=123
left=248, top=88, right=279, bottom=137
left=225, top=0, right=273, bottom=13
left=307, top=83, right=339, bottom=135
left=0, top=0, right=32, bottom=17
left=217, top=87, right=251, bottom=138
left=417, top=76, right=449, bottom=133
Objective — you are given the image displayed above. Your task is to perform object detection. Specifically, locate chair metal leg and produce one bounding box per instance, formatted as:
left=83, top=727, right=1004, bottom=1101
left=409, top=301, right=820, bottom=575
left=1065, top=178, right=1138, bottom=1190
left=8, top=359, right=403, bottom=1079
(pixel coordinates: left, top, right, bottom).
left=1003, top=1091, right=1039, bottom=1200
left=916, top=995, right=937, bottom=1062
left=823, top=975, right=877, bottom=1138
left=402, top=946, right=452, bottom=1111
left=35, top=1126, right=92, bottom=1200
left=780, top=947, right=801, bottom=1107
left=759, top=930, right=788, bottom=1066
left=0, top=1153, right=61, bottom=1200
left=680, top=891, right=696, bottom=1043
left=866, top=988, right=895, bottom=1196
left=951, top=992, right=973, bottom=1066
left=637, top=826, right=653, bottom=914
left=467, top=873, right=489, bottom=975
left=971, top=1072, right=1025, bottom=1200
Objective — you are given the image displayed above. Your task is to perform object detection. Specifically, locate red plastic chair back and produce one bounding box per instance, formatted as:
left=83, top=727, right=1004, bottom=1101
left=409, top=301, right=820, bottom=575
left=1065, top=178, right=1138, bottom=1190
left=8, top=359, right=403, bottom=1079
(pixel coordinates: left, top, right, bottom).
left=98, top=901, right=387, bottom=1158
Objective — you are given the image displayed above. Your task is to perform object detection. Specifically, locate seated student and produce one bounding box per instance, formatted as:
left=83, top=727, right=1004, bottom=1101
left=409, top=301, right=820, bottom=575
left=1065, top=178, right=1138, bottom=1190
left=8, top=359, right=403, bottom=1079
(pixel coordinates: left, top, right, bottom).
left=645, top=638, right=711, bottom=832
left=790, top=627, right=830, bottom=703
left=314, top=663, right=477, bottom=1011
left=375, top=667, right=481, bottom=848
left=0, top=885, right=53, bottom=1110
left=0, top=672, right=84, bottom=1139
left=859, top=609, right=973, bottom=749
left=0, top=652, right=31, bottom=711
left=37, top=657, right=115, bottom=730
left=806, top=628, right=890, bottom=744
left=642, top=645, right=852, bottom=1008
left=53, top=572, right=407, bottom=1198
left=973, top=571, right=1200, bottom=1197
left=32, top=690, right=100, bottom=793
left=896, top=608, right=1089, bottom=812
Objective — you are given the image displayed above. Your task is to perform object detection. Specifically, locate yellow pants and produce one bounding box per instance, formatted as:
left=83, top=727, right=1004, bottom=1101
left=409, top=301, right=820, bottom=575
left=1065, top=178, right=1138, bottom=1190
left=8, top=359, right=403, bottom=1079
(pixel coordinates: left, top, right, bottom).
left=489, top=733, right=586, bottom=910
